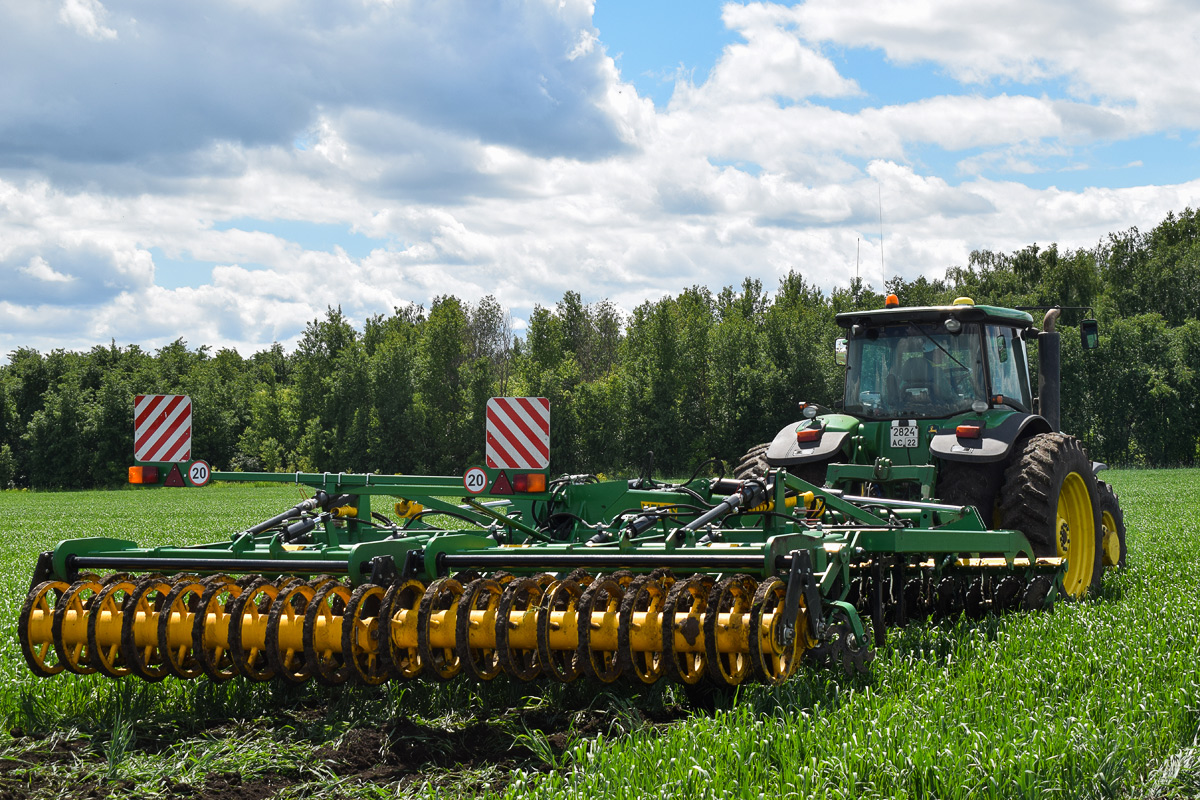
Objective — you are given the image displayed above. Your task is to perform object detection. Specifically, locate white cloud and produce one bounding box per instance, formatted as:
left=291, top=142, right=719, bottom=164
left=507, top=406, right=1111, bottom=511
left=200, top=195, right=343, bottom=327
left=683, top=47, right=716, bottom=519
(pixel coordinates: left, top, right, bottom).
left=57, top=0, right=117, bottom=41
left=20, top=256, right=73, bottom=283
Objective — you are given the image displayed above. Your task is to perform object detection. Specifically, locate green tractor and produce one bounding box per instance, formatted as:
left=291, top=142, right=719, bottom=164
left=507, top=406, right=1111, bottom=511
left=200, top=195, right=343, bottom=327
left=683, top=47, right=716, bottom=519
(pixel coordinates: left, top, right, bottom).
left=735, top=296, right=1126, bottom=599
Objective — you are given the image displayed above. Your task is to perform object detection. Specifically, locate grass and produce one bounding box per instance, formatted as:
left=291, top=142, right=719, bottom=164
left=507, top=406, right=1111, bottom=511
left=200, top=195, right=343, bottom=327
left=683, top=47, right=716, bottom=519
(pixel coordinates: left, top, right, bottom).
left=0, top=470, right=1197, bottom=798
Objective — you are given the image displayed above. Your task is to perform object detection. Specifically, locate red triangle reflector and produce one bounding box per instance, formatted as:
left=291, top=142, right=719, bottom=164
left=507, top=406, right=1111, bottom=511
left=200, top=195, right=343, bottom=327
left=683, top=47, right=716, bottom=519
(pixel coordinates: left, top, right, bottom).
left=164, top=464, right=186, bottom=487
left=490, top=470, right=513, bottom=495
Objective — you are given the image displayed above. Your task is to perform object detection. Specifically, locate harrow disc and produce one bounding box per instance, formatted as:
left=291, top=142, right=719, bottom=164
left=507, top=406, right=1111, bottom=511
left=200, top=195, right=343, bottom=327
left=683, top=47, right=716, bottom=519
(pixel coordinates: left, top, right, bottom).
left=457, top=578, right=504, bottom=681
left=158, top=579, right=206, bottom=679
left=576, top=578, right=624, bottom=683
left=537, top=579, right=583, bottom=682
left=19, top=581, right=68, bottom=677
left=381, top=579, right=425, bottom=680
left=705, top=575, right=755, bottom=687
left=54, top=579, right=102, bottom=675
left=618, top=573, right=670, bottom=685
left=123, top=577, right=172, bottom=681
left=496, top=577, right=545, bottom=681
left=305, top=583, right=352, bottom=685
left=417, top=577, right=464, bottom=681
left=193, top=578, right=241, bottom=681
left=88, top=579, right=136, bottom=678
left=266, top=582, right=316, bottom=683
left=344, top=584, right=388, bottom=685
left=748, top=576, right=802, bottom=684
left=661, top=575, right=712, bottom=685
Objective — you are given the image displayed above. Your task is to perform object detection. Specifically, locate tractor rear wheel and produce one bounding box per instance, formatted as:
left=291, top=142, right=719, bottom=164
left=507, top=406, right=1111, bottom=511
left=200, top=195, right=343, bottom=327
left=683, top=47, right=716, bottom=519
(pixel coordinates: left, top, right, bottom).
left=733, top=443, right=830, bottom=487
left=998, top=433, right=1102, bottom=599
left=1097, top=479, right=1127, bottom=568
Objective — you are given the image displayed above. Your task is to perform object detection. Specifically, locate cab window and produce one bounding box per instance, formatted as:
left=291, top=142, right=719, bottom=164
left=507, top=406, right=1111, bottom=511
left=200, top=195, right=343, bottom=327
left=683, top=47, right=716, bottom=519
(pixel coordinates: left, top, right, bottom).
left=984, top=325, right=1032, bottom=410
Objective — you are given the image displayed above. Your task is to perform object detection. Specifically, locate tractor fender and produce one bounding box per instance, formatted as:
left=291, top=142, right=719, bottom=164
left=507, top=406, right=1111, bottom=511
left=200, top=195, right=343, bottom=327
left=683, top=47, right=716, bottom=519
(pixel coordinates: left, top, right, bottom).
left=764, top=421, right=850, bottom=465
left=930, top=413, right=1053, bottom=463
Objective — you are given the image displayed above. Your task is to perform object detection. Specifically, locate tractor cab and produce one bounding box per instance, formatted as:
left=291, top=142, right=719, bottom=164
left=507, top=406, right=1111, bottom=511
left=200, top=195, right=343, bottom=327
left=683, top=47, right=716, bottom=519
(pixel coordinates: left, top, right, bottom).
left=838, top=300, right=1034, bottom=420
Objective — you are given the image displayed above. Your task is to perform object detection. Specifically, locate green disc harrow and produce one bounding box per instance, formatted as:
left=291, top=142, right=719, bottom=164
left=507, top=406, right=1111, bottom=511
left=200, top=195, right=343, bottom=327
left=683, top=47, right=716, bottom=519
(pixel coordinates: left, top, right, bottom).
left=19, top=465, right=1068, bottom=688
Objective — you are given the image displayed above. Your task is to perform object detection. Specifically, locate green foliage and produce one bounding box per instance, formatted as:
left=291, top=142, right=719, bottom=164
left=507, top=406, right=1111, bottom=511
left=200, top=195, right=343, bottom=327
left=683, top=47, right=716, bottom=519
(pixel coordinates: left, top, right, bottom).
left=5, top=208, right=1200, bottom=489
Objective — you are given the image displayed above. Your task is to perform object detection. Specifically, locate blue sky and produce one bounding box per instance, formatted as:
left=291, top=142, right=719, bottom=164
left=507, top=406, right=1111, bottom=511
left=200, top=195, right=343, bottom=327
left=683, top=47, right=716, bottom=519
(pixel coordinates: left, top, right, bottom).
left=2, top=0, right=1199, bottom=359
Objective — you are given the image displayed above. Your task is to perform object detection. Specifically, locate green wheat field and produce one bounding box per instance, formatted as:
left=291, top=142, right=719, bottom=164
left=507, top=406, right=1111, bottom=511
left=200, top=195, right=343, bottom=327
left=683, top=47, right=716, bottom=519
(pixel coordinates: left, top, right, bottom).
left=1, top=469, right=1197, bottom=799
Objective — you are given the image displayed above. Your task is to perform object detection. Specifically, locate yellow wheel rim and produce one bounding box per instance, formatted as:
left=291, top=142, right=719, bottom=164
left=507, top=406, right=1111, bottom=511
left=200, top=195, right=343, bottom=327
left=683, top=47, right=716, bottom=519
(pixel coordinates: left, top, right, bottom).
left=1056, top=471, right=1097, bottom=598
left=1101, top=510, right=1121, bottom=567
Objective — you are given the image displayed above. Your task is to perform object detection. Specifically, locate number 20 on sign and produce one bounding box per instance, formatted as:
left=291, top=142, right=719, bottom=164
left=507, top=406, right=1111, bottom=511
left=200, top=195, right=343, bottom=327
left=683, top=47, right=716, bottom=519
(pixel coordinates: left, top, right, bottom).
left=463, top=466, right=487, bottom=494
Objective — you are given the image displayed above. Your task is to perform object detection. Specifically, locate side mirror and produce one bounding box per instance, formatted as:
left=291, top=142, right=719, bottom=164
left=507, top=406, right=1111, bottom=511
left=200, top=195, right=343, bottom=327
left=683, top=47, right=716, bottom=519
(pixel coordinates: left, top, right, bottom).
left=834, top=338, right=848, bottom=366
left=1081, top=319, right=1100, bottom=350
left=995, top=335, right=1009, bottom=363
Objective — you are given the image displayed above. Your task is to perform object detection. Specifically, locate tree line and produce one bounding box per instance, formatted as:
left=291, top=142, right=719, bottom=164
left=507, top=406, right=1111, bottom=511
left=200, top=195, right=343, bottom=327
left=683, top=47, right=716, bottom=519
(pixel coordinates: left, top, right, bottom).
left=3, top=208, right=1199, bottom=490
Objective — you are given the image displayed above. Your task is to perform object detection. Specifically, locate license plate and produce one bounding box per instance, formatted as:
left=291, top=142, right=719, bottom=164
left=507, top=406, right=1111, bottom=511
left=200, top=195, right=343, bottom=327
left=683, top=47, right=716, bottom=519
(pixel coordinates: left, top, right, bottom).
left=890, top=425, right=919, bottom=448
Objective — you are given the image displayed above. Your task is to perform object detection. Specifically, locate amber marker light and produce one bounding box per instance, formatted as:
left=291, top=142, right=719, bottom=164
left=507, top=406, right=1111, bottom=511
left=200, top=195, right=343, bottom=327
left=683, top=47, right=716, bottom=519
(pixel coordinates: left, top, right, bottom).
left=514, top=472, right=547, bottom=493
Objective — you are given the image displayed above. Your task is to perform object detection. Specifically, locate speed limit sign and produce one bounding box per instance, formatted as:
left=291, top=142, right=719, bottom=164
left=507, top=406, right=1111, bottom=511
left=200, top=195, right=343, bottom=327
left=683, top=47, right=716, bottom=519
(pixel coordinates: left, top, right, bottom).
left=188, top=459, right=212, bottom=487
left=463, top=466, right=487, bottom=494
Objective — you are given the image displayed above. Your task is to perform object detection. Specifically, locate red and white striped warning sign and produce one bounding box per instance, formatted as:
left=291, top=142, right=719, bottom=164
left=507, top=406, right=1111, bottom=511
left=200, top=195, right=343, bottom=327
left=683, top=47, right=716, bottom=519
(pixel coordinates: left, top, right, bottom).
left=485, top=397, right=550, bottom=469
left=134, top=394, right=192, bottom=463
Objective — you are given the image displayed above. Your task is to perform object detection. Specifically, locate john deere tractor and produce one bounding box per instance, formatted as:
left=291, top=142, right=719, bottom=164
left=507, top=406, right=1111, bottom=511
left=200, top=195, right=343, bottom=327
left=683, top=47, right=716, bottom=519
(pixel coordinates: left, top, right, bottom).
left=735, top=297, right=1126, bottom=599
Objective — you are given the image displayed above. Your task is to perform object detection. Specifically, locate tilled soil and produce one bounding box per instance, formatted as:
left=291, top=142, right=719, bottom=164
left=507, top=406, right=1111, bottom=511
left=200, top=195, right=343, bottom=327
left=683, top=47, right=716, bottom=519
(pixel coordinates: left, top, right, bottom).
left=1, top=701, right=691, bottom=800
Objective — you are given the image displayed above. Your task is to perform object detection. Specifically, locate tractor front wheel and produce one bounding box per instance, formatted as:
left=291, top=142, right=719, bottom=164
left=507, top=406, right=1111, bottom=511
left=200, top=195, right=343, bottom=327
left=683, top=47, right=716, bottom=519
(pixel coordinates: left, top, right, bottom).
left=733, top=443, right=829, bottom=487
left=1097, top=479, right=1127, bottom=569
left=998, top=433, right=1102, bottom=599
left=935, top=461, right=1002, bottom=527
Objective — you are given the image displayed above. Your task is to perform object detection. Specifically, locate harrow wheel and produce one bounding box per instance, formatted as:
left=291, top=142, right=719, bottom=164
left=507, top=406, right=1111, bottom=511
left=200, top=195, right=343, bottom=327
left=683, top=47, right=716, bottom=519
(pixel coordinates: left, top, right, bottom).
left=381, top=579, right=425, bottom=680
left=662, top=575, right=712, bottom=685
left=20, top=581, right=68, bottom=677
left=193, top=577, right=242, bottom=682
left=538, top=579, right=582, bottom=682
left=123, top=577, right=172, bottom=681
left=993, top=576, right=1024, bottom=613
left=88, top=579, right=136, bottom=678
left=618, top=573, right=671, bottom=685
left=458, top=578, right=503, bottom=681
left=158, top=579, right=206, bottom=679
left=748, top=576, right=803, bottom=684
left=576, top=578, right=625, bottom=683
left=344, top=584, right=388, bottom=685
left=417, top=577, right=464, bottom=681
left=266, top=583, right=316, bottom=683
left=705, top=575, right=755, bottom=687
left=305, top=583, right=352, bottom=685
left=228, top=580, right=280, bottom=681
left=496, top=577, right=545, bottom=681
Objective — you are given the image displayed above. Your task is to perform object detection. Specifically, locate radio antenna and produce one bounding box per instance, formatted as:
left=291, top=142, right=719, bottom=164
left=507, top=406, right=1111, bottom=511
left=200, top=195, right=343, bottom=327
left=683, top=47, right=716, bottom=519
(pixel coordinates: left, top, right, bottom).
left=856, top=237, right=860, bottom=282
left=878, top=183, right=885, bottom=292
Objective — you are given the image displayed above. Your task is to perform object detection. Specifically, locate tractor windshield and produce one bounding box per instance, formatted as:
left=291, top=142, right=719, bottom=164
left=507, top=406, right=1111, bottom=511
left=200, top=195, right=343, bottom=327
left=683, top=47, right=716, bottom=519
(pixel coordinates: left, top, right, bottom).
left=843, top=322, right=987, bottom=419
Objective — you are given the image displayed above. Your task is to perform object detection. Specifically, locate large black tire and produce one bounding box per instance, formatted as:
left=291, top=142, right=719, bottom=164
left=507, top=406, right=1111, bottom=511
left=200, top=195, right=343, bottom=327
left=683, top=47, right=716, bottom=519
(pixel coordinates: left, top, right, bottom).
left=732, top=443, right=829, bottom=487
left=998, top=432, right=1102, bottom=599
left=935, top=461, right=1003, bottom=527
left=1097, top=479, right=1127, bottom=569
left=733, top=443, right=770, bottom=480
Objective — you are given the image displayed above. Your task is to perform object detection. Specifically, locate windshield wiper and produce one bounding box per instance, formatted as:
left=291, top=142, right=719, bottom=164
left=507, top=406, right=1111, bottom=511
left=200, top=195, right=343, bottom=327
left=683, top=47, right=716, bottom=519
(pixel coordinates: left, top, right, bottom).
left=912, top=324, right=970, bottom=372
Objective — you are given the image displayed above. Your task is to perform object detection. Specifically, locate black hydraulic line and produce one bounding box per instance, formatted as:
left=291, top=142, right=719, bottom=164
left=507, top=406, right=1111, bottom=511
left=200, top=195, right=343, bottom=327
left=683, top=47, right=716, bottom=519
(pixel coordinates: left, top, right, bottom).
left=400, top=509, right=489, bottom=531
left=67, top=554, right=351, bottom=574
left=681, top=457, right=725, bottom=487
left=683, top=480, right=768, bottom=532
left=243, top=498, right=319, bottom=537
